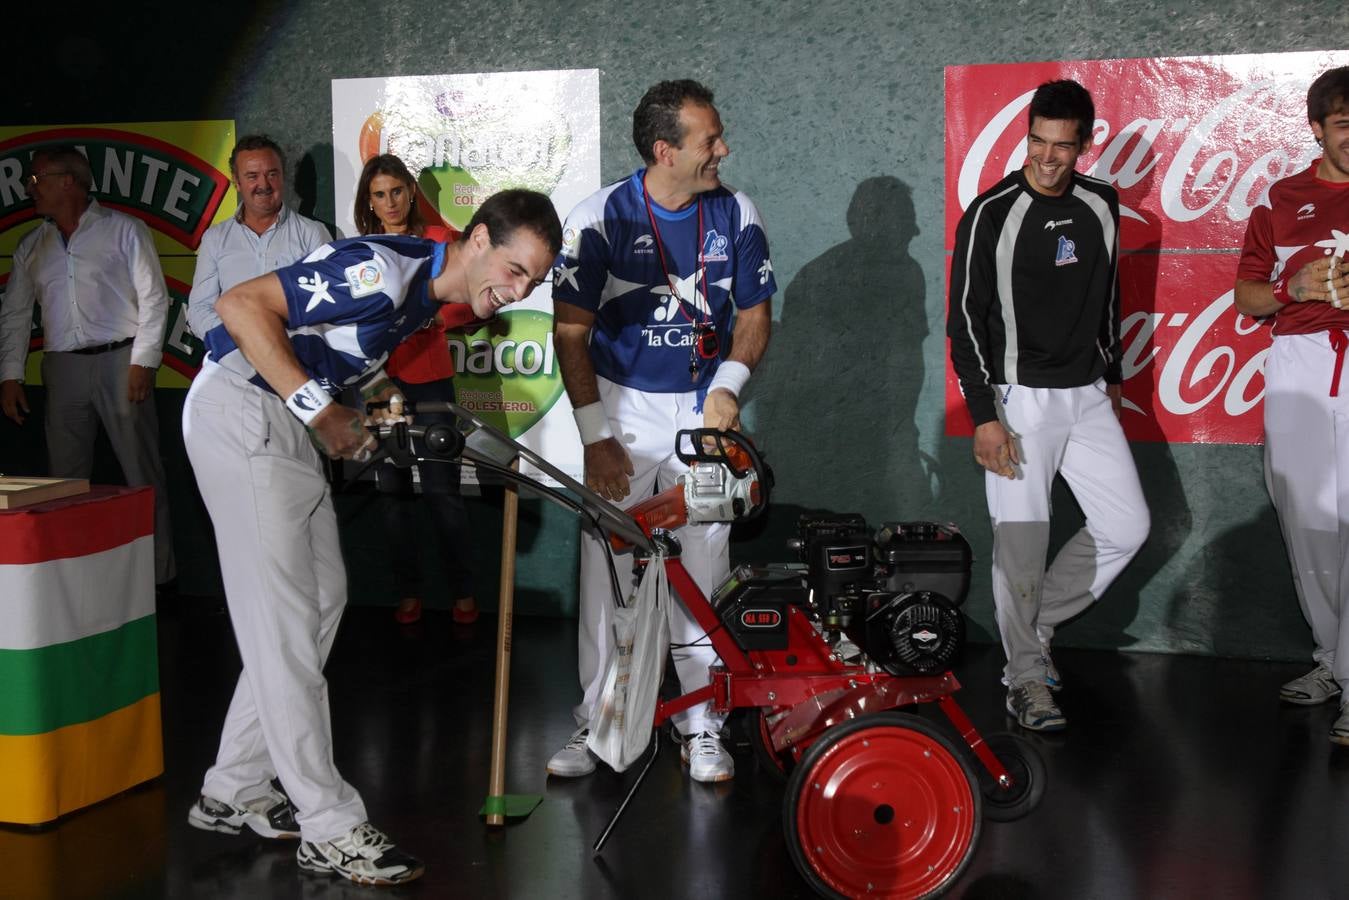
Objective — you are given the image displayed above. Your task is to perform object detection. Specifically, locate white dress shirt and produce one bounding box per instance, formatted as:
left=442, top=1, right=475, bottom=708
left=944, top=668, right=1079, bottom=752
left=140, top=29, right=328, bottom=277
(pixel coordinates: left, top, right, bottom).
left=0, top=199, right=169, bottom=381
left=186, top=204, right=331, bottom=338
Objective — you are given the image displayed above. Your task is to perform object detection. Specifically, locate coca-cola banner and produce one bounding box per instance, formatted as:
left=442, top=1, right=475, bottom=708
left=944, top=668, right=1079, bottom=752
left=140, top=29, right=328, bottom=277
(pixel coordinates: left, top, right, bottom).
left=944, top=51, right=1349, bottom=444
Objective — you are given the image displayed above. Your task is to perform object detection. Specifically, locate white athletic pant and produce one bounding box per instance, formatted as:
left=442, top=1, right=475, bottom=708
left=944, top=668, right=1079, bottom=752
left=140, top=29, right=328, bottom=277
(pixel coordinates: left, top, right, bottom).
left=575, top=377, right=728, bottom=736
left=183, top=361, right=365, bottom=842
left=985, top=381, right=1149, bottom=686
left=1264, top=332, right=1349, bottom=694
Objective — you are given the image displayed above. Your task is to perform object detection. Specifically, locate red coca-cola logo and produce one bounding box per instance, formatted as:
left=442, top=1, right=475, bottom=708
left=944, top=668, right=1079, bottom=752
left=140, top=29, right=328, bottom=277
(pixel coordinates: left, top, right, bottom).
left=944, top=51, right=1348, bottom=445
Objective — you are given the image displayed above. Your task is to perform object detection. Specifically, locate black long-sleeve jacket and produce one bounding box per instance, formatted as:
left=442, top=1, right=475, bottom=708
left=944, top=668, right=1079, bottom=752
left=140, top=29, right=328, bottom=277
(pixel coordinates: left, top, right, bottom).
left=947, top=169, right=1122, bottom=427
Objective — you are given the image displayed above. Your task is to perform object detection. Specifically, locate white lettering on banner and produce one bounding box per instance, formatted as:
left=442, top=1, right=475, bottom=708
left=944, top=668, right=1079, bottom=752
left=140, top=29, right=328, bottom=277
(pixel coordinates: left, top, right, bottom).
left=164, top=169, right=200, bottom=223
left=382, top=130, right=557, bottom=176
left=1129, top=290, right=1267, bottom=418
left=166, top=303, right=195, bottom=357
left=0, top=157, right=22, bottom=207
left=452, top=334, right=557, bottom=377
left=956, top=77, right=1320, bottom=228
left=138, top=156, right=169, bottom=206
left=103, top=150, right=135, bottom=197
left=1159, top=79, right=1306, bottom=224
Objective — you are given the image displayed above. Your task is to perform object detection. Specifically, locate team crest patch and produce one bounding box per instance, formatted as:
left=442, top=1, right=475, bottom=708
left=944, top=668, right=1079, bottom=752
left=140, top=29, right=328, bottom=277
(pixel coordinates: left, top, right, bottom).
left=702, top=229, right=729, bottom=262
left=344, top=260, right=385, bottom=298
left=1054, top=235, right=1078, bottom=267
left=562, top=226, right=581, bottom=258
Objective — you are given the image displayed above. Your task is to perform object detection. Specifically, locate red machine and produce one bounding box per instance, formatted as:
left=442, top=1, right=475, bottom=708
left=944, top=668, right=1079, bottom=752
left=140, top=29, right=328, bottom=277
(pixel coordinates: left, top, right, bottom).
left=600, top=429, right=1045, bottom=899
left=369, top=411, right=1044, bottom=900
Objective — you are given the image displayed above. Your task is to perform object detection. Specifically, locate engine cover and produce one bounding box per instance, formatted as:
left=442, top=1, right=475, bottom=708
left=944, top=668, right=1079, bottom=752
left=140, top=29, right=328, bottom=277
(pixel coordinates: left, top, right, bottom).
left=863, top=591, right=965, bottom=676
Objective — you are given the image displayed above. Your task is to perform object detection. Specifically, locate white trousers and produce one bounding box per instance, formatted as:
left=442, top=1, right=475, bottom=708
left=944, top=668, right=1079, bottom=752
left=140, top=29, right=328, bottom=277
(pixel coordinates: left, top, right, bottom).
left=575, top=378, right=728, bottom=736
left=985, top=381, right=1149, bottom=686
left=183, top=361, right=365, bottom=842
left=1264, top=332, right=1349, bottom=694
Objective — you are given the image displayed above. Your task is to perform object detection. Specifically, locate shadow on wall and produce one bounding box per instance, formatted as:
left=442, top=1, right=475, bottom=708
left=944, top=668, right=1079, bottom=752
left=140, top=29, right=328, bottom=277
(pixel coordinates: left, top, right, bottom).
left=295, top=143, right=336, bottom=237
left=747, top=175, right=934, bottom=523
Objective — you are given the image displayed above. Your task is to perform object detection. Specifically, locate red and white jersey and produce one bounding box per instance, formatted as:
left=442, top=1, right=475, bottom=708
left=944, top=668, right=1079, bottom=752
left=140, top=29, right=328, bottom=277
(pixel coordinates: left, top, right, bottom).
left=1238, top=161, right=1349, bottom=336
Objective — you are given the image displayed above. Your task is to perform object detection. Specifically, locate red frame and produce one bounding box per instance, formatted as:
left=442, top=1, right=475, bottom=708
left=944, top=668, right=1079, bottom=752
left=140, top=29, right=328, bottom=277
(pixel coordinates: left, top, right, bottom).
left=652, top=556, right=1012, bottom=784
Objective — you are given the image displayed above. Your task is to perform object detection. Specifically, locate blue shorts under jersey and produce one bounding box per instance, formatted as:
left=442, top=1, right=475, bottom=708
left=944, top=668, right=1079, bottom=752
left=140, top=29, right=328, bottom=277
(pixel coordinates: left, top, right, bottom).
left=205, top=234, right=444, bottom=396
left=552, top=169, right=776, bottom=394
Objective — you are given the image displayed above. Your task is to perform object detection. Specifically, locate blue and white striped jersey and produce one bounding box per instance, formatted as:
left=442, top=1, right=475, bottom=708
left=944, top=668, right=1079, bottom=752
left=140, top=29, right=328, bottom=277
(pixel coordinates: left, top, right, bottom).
left=205, top=235, right=444, bottom=396
left=552, top=169, right=776, bottom=393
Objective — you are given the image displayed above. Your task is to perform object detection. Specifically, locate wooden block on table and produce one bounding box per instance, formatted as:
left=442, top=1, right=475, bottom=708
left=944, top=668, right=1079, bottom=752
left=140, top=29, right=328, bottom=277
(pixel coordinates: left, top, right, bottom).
left=0, top=477, right=92, bottom=509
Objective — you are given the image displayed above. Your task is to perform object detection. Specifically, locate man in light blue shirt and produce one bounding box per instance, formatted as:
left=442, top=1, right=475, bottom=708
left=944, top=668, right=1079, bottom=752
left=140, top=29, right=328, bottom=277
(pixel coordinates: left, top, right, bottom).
left=186, top=134, right=330, bottom=338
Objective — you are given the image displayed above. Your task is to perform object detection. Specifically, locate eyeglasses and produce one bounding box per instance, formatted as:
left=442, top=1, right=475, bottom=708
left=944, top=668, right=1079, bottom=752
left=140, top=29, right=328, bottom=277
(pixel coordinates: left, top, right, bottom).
left=23, top=172, right=70, bottom=188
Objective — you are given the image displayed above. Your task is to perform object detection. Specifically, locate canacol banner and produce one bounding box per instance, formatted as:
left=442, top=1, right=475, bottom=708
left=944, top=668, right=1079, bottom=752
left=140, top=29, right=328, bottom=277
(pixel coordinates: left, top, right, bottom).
left=332, top=69, right=600, bottom=482
left=944, top=50, right=1349, bottom=444
left=0, top=122, right=237, bottom=387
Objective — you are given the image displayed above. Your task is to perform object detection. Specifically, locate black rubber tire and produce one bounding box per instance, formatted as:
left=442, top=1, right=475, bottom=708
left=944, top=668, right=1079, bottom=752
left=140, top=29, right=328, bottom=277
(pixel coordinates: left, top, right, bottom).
left=973, top=731, right=1047, bottom=823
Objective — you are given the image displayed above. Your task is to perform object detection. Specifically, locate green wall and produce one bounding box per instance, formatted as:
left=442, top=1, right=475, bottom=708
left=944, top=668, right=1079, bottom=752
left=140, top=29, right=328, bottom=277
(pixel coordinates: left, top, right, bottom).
left=4, top=0, right=1346, bottom=660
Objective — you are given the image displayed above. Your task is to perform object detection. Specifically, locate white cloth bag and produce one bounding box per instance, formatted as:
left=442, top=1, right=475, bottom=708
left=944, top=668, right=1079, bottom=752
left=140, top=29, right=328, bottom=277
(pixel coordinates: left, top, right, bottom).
left=586, top=555, right=671, bottom=772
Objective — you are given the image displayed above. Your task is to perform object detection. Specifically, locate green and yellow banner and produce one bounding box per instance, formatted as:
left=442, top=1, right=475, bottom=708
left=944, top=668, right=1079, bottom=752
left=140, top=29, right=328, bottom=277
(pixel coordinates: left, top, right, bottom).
left=0, top=121, right=237, bottom=387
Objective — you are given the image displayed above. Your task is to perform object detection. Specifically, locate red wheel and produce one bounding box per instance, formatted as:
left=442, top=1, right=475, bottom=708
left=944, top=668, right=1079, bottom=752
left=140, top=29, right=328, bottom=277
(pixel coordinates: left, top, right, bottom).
left=783, top=712, right=981, bottom=899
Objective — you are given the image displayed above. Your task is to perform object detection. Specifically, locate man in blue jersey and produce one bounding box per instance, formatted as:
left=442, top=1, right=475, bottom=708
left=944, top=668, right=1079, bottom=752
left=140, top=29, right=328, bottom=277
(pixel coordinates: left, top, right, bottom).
left=183, top=190, right=560, bottom=886
left=947, top=80, right=1149, bottom=733
left=547, top=80, right=775, bottom=783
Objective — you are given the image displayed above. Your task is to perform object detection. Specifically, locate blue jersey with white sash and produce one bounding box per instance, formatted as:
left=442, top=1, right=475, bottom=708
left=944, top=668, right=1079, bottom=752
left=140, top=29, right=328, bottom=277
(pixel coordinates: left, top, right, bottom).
left=552, top=169, right=776, bottom=393
left=204, top=235, right=444, bottom=395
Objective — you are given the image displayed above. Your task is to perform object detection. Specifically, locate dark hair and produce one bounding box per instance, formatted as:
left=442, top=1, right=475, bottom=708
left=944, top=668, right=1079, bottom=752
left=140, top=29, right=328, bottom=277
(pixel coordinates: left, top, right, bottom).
left=1028, top=79, right=1096, bottom=146
left=353, top=154, right=426, bottom=237
left=229, top=134, right=285, bottom=180
left=460, top=189, right=562, bottom=257
left=632, top=80, right=715, bottom=164
left=30, top=145, right=93, bottom=192
left=1308, top=66, right=1349, bottom=126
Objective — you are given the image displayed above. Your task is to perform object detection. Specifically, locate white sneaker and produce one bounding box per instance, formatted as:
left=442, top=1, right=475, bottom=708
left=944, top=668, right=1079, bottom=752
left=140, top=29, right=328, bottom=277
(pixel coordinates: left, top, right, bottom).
left=187, top=783, right=299, bottom=839
left=1280, top=665, right=1341, bottom=706
left=681, top=731, right=735, bottom=783
left=1332, top=705, right=1349, bottom=747
left=296, top=822, right=424, bottom=886
left=546, top=727, right=596, bottom=777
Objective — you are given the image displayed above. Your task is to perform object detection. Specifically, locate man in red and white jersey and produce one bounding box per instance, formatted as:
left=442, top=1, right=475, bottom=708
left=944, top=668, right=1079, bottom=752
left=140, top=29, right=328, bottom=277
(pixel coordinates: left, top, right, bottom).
left=1236, top=66, right=1349, bottom=744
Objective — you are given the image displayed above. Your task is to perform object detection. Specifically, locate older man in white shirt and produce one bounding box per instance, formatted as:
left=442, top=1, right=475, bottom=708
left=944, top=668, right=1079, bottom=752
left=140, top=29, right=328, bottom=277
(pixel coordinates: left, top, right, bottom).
left=0, top=145, right=175, bottom=584
left=186, top=135, right=331, bottom=338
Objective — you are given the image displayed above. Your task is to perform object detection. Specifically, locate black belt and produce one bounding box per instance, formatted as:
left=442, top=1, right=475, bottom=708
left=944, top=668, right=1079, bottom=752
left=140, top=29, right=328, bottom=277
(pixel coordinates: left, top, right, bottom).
left=66, top=337, right=133, bottom=356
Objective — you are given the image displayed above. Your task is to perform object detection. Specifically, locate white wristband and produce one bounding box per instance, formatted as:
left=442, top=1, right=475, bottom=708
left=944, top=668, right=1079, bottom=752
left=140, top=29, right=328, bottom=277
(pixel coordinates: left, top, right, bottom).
left=572, top=401, right=614, bottom=445
left=707, top=361, right=751, bottom=398
left=285, top=379, right=333, bottom=425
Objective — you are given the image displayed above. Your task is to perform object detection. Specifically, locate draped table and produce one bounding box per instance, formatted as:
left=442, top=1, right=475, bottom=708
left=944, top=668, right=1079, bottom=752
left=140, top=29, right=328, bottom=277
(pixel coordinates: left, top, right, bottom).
left=0, top=485, right=162, bottom=825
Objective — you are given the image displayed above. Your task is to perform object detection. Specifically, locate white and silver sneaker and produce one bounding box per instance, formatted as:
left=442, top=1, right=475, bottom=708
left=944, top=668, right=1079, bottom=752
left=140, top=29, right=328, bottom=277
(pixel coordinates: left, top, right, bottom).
left=681, top=731, right=735, bottom=783
left=296, top=822, right=424, bottom=886
left=1006, top=680, right=1067, bottom=732
left=1280, top=664, right=1341, bottom=706
left=187, top=783, right=299, bottom=839
left=546, top=727, right=596, bottom=777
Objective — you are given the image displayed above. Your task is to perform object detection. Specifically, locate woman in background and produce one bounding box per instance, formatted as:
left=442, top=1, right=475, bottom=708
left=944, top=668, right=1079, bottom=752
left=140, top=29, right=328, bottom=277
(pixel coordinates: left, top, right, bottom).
left=354, top=154, right=480, bottom=625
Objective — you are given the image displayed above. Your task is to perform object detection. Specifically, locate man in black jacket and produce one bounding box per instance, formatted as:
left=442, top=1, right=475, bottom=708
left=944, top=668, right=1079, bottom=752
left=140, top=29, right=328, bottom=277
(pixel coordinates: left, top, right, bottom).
left=947, top=79, right=1149, bottom=732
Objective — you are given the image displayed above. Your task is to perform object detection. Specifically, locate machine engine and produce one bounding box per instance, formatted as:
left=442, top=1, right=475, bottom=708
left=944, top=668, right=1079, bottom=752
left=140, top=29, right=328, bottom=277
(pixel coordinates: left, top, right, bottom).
left=712, top=514, right=972, bottom=676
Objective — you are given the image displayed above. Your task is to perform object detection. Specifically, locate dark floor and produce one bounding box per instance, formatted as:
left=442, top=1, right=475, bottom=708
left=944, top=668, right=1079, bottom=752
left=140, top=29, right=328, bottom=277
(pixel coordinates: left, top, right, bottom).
left=6, top=598, right=1349, bottom=900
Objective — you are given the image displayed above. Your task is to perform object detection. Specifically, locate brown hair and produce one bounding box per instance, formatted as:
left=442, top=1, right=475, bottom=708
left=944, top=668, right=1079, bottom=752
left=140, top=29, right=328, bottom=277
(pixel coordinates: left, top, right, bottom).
left=353, top=154, right=426, bottom=236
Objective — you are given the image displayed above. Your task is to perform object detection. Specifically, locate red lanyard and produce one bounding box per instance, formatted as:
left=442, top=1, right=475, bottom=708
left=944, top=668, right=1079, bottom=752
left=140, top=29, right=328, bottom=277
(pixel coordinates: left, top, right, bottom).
left=642, top=175, right=707, bottom=326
